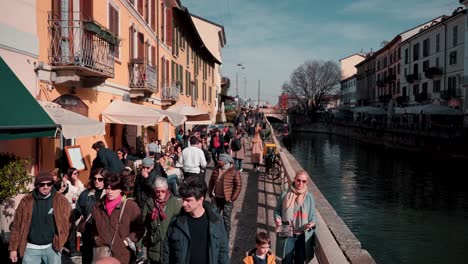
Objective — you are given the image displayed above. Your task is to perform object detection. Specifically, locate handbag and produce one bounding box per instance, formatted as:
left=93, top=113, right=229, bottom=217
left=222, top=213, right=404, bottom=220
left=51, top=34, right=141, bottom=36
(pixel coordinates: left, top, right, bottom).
left=76, top=213, right=93, bottom=233
left=92, top=200, right=127, bottom=263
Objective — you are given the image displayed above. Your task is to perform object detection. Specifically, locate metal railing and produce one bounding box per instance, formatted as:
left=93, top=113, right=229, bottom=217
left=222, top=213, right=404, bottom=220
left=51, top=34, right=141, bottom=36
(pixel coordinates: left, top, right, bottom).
left=128, top=60, right=157, bottom=92
left=440, top=88, right=462, bottom=99
left=48, top=12, right=116, bottom=77
left=161, top=84, right=180, bottom=101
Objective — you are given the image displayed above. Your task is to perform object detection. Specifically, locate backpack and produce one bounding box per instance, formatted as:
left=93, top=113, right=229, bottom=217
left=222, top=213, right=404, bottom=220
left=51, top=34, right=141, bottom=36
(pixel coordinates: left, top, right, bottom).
left=231, top=138, right=242, bottom=151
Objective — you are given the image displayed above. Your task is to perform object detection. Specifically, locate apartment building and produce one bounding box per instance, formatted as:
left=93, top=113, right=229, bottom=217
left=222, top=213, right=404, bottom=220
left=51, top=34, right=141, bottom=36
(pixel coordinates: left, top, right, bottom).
left=340, top=75, right=358, bottom=106
left=355, top=54, right=376, bottom=106
left=400, top=8, right=465, bottom=111
left=27, top=0, right=224, bottom=177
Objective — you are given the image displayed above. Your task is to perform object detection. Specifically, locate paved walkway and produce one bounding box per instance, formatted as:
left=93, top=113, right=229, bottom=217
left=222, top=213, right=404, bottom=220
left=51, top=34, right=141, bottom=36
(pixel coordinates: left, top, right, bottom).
left=204, top=149, right=284, bottom=263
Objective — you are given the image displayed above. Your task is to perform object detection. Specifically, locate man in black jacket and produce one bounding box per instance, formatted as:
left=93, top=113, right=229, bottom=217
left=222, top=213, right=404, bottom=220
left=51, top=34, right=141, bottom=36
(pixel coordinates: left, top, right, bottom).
left=90, top=141, right=124, bottom=173
left=133, top=157, right=162, bottom=208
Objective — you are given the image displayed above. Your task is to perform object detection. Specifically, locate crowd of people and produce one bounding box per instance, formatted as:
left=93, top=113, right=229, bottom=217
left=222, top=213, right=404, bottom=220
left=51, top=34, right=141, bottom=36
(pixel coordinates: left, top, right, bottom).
left=8, top=109, right=316, bottom=264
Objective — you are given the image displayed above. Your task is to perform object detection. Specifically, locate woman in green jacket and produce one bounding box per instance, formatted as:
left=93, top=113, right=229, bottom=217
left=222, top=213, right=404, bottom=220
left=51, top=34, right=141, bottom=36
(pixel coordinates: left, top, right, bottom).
left=274, top=170, right=317, bottom=264
left=142, top=177, right=181, bottom=264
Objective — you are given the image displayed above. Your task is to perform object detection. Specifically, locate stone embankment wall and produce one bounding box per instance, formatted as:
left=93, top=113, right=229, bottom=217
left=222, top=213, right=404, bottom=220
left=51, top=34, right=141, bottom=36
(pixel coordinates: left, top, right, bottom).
left=267, top=121, right=376, bottom=264
left=294, top=123, right=468, bottom=160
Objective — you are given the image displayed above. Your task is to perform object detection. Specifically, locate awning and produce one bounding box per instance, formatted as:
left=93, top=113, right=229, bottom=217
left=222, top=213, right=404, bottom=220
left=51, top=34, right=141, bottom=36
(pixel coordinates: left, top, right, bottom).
left=395, top=104, right=463, bottom=115
left=167, top=104, right=212, bottom=125
left=151, top=108, right=187, bottom=127
left=351, top=106, right=386, bottom=115
left=0, top=57, right=58, bottom=140
left=39, top=101, right=106, bottom=138
left=102, top=100, right=166, bottom=126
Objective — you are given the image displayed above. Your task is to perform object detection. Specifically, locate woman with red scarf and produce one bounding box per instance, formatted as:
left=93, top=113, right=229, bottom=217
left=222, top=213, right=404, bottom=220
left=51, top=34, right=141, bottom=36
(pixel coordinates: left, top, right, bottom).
left=91, top=173, right=145, bottom=263
left=142, top=177, right=181, bottom=264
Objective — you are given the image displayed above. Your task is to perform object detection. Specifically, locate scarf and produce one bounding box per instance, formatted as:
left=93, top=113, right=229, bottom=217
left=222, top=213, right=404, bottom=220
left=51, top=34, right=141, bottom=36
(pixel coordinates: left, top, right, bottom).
left=105, top=195, right=122, bottom=216
left=151, top=192, right=171, bottom=220
left=282, top=183, right=307, bottom=223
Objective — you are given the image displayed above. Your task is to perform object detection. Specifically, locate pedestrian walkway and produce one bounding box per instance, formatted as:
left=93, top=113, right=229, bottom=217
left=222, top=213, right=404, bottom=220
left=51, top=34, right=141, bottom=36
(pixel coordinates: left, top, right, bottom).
left=204, top=149, right=319, bottom=263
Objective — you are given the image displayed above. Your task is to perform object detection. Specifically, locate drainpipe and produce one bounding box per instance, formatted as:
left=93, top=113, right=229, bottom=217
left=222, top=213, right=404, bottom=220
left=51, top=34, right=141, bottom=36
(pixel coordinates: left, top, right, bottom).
left=443, top=21, right=447, bottom=101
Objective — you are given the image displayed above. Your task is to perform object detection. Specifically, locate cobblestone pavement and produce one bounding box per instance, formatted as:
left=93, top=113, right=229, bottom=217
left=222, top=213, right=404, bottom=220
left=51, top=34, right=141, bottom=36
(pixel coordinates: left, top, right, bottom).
left=204, top=149, right=284, bottom=264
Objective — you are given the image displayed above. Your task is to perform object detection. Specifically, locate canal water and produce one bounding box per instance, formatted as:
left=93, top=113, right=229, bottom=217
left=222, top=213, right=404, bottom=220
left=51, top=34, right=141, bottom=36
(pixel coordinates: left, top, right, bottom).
left=289, top=132, right=468, bottom=264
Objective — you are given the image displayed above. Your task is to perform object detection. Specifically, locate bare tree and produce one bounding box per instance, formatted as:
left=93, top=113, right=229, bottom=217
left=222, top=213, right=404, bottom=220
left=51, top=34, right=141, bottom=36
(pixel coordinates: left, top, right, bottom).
left=282, top=60, right=341, bottom=116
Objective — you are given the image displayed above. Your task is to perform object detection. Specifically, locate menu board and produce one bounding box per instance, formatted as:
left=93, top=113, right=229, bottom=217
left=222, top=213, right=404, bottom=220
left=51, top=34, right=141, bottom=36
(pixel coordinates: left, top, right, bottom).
left=64, top=145, right=86, bottom=171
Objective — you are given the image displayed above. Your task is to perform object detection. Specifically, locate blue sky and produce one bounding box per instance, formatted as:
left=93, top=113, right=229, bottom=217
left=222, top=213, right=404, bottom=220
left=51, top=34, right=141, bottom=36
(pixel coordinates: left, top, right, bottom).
left=183, top=0, right=461, bottom=104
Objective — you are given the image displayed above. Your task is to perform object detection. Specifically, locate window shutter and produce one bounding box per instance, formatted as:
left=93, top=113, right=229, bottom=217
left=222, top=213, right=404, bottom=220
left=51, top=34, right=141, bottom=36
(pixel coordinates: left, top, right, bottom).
left=151, top=0, right=156, bottom=30
left=138, top=0, right=143, bottom=15
left=166, top=8, right=172, bottom=47
left=52, top=0, right=61, bottom=19
left=81, top=0, right=93, bottom=20
left=151, top=46, right=156, bottom=66
left=166, top=60, right=169, bottom=86
left=138, top=32, right=144, bottom=60
left=129, top=26, right=134, bottom=59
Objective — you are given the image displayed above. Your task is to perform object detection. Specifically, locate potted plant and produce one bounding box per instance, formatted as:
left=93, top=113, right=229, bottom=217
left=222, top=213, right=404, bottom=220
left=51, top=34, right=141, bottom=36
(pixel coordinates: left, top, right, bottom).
left=0, top=153, right=32, bottom=243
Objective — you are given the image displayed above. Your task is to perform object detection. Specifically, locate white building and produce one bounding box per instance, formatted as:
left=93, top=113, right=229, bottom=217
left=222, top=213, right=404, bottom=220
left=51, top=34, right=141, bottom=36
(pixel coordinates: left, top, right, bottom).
left=400, top=7, right=465, bottom=111
left=340, top=75, right=357, bottom=106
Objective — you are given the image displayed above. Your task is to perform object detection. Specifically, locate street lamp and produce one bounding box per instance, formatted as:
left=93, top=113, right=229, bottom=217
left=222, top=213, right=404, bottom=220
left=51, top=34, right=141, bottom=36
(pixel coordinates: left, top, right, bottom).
left=236, top=63, right=245, bottom=106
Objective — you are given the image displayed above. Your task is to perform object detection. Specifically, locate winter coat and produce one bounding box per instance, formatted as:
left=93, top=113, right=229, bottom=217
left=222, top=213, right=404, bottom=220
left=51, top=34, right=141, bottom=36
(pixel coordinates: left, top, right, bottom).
left=91, top=147, right=125, bottom=173
left=8, top=191, right=72, bottom=257
left=74, top=188, right=105, bottom=221
left=162, top=202, right=229, bottom=264
left=273, top=191, right=316, bottom=262
left=232, top=136, right=248, bottom=160
left=243, top=248, right=276, bottom=264
left=208, top=166, right=242, bottom=202
left=142, top=196, right=181, bottom=263
left=133, top=169, right=158, bottom=208
left=92, top=197, right=145, bottom=264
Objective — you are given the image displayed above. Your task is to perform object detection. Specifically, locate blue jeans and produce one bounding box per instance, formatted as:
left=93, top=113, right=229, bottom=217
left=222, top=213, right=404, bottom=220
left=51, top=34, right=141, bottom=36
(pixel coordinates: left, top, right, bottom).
left=167, top=174, right=179, bottom=196
left=233, top=158, right=243, bottom=171
left=23, top=246, right=61, bottom=264
left=214, top=198, right=233, bottom=240
left=282, top=233, right=306, bottom=264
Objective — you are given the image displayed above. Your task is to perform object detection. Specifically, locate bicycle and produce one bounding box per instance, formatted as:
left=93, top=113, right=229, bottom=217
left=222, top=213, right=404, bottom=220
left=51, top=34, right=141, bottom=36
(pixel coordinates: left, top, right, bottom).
left=264, top=149, right=282, bottom=181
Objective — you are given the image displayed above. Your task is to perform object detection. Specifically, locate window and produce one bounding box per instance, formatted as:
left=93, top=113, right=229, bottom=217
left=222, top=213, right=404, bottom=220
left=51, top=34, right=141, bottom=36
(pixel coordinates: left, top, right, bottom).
left=435, top=57, right=440, bottom=67
left=404, top=48, right=408, bottom=64
left=109, top=4, right=119, bottom=58
left=413, top=84, right=419, bottom=95
left=423, top=60, right=430, bottom=71
left=423, top=38, right=430, bottom=57
left=436, top=33, right=440, bottom=52
left=448, top=76, right=457, bottom=90
left=449, top=51, right=457, bottom=65
left=397, top=64, right=400, bottom=74
left=413, top=63, right=419, bottom=79
left=402, top=86, right=407, bottom=97
left=413, top=43, right=419, bottom=61
left=422, top=82, right=428, bottom=94
left=453, top=26, right=458, bottom=46
left=433, top=80, right=441, bottom=93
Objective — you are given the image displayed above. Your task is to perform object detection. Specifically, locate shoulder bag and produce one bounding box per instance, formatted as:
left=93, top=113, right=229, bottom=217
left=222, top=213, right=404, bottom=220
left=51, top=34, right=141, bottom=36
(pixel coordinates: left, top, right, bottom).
left=92, top=199, right=127, bottom=263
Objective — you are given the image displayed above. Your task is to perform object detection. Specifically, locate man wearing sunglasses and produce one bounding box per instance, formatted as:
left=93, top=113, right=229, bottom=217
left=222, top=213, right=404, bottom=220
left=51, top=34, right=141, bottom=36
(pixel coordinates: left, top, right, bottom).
left=9, top=171, right=72, bottom=264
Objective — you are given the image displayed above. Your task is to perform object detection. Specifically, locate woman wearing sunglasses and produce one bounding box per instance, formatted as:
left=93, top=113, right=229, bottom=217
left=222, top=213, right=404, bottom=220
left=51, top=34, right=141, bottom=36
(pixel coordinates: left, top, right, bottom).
left=274, top=170, right=317, bottom=264
left=67, top=167, right=85, bottom=193
left=91, top=173, right=145, bottom=264
left=142, top=177, right=181, bottom=264
left=74, top=168, right=109, bottom=264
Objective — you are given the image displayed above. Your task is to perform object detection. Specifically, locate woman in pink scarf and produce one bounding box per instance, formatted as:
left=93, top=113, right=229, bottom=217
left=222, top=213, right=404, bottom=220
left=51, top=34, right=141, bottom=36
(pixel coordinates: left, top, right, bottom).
left=273, top=170, right=317, bottom=264
left=91, top=173, right=145, bottom=263
left=141, top=177, right=181, bottom=263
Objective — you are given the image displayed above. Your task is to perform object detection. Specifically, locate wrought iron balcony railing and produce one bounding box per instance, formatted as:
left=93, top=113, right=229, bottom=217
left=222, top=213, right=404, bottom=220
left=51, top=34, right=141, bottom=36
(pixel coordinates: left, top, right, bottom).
left=162, top=84, right=180, bottom=101
left=424, top=67, right=443, bottom=79
left=128, top=59, right=157, bottom=93
left=48, top=12, right=116, bottom=78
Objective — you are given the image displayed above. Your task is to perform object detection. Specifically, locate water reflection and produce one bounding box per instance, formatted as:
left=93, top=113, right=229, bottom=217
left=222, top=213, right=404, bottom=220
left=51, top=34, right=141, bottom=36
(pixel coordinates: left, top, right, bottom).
left=290, top=133, right=468, bottom=264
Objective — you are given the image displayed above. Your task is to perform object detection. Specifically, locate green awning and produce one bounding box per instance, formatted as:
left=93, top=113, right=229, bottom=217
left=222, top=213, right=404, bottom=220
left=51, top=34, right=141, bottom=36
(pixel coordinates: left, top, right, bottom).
left=0, top=57, right=58, bottom=140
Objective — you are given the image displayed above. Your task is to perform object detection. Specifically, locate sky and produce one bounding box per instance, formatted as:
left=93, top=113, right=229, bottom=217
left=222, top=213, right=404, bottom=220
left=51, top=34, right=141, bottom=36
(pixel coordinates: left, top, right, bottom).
left=183, top=0, right=461, bottom=105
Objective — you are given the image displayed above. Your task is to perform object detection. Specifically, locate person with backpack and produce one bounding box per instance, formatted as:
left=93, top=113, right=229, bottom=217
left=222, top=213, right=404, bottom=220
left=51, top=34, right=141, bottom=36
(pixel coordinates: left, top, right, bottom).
left=232, top=129, right=248, bottom=172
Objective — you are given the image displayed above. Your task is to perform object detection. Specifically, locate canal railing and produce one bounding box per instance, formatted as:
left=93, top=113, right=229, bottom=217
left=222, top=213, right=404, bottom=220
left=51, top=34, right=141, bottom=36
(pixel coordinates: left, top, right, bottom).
left=266, top=120, right=376, bottom=264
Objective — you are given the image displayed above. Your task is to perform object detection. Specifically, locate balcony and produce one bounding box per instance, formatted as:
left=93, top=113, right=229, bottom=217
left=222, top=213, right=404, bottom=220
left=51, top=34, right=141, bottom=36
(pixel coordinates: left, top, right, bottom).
left=128, top=59, right=157, bottom=98
left=424, top=67, right=443, bottom=79
left=161, top=84, right=180, bottom=104
left=48, top=12, right=116, bottom=81
left=415, top=92, right=431, bottom=102
left=440, top=88, right=462, bottom=100
left=387, top=74, right=396, bottom=83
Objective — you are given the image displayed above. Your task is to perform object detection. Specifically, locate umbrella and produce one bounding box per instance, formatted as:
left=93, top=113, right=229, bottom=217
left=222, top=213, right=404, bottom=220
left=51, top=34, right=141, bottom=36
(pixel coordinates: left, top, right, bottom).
left=167, top=104, right=212, bottom=125
left=351, top=106, right=386, bottom=115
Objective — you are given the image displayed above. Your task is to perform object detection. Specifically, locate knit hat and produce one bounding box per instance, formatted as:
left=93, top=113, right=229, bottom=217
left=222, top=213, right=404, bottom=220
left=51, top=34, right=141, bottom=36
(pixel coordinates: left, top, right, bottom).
left=218, top=153, right=234, bottom=165
left=34, top=172, right=54, bottom=186
left=142, top=157, right=155, bottom=166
